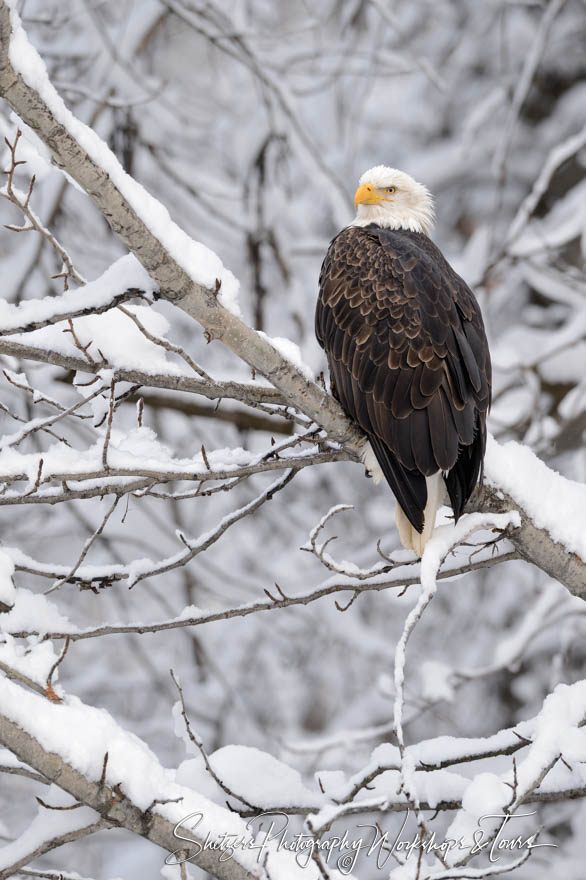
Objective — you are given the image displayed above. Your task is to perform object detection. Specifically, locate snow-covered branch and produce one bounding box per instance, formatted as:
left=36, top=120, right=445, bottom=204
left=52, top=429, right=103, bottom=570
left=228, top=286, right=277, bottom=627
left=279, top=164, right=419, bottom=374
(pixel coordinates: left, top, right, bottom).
left=0, top=676, right=283, bottom=880
left=4, top=546, right=518, bottom=642
left=0, top=0, right=583, bottom=601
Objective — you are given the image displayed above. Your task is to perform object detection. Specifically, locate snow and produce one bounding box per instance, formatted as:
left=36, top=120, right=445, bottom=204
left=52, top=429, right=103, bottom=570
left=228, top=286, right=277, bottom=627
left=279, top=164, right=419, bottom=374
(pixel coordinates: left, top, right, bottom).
left=8, top=303, right=187, bottom=377
left=392, top=509, right=520, bottom=817
left=0, top=633, right=60, bottom=688
left=314, top=770, right=347, bottom=801
left=389, top=862, right=426, bottom=880
left=172, top=699, right=198, bottom=756
left=445, top=680, right=586, bottom=861
left=559, top=727, right=586, bottom=763
left=0, top=427, right=257, bottom=490
left=210, top=745, right=323, bottom=809
left=420, top=660, right=455, bottom=703
left=6, top=3, right=242, bottom=316
left=508, top=179, right=586, bottom=257
left=2, top=4, right=586, bottom=879
left=0, top=254, right=155, bottom=332
left=5, top=115, right=55, bottom=181
left=461, top=772, right=510, bottom=817
left=485, top=434, right=586, bottom=558
left=492, top=585, right=562, bottom=669
left=559, top=381, right=586, bottom=421
left=0, top=673, right=297, bottom=877
left=0, top=587, right=73, bottom=635
left=0, top=785, right=100, bottom=874
left=507, top=119, right=586, bottom=244
left=0, top=549, right=15, bottom=608
left=258, top=332, right=314, bottom=381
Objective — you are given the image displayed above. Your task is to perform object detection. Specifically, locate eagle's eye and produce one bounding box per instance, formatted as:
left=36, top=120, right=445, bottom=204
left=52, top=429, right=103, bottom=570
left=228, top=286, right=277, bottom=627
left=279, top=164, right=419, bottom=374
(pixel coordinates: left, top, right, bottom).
left=386, top=186, right=396, bottom=194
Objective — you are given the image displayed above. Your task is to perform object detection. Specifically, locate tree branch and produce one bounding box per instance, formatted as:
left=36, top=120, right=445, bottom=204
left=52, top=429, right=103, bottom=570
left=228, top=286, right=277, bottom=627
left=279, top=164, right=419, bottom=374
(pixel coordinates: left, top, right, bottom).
left=0, top=817, right=108, bottom=880
left=0, top=338, right=289, bottom=407
left=9, top=548, right=518, bottom=642
left=0, top=1, right=583, bottom=597
left=0, top=685, right=266, bottom=880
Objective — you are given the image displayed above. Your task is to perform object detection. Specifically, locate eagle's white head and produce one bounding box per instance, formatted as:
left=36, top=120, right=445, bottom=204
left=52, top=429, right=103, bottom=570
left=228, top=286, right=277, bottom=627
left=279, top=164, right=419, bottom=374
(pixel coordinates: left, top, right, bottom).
left=352, top=165, right=435, bottom=236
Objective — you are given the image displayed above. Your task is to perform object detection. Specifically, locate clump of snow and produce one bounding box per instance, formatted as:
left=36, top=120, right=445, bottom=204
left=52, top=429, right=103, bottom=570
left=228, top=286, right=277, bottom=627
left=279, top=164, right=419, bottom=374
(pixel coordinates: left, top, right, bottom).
left=174, top=755, right=218, bottom=802
left=0, top=587, right=74, bottom=635
left=419, top=660, right=455, bottom=703
left=210, top=745, right=322, bottom=809
left=0, top=254, right=156, bottom=333
left=485, top=434, right=586, bottom=559
left=13, top=303, right=185, bottom=377
left=258, top=332, right=314, bottom=381
left=172, top=700, right=198, bottom=756
left=559, top=728, right=586, bottom=763
left=419, top=768, right=469, bottom=810
left=0, top=633, right=60, bottom=689
left=461, top=772, right=510, bottom=817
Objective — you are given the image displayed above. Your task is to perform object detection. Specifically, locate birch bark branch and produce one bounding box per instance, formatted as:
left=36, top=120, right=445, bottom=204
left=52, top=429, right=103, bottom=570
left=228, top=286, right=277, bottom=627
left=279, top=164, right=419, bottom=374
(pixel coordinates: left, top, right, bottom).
left=0, top=1, right=583, bottom=597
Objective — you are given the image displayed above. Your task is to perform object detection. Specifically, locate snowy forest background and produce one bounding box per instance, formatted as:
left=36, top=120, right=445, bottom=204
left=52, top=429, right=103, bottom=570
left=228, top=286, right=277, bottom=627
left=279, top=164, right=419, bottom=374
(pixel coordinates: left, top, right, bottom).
left=0, top=0, right=586, bottom=878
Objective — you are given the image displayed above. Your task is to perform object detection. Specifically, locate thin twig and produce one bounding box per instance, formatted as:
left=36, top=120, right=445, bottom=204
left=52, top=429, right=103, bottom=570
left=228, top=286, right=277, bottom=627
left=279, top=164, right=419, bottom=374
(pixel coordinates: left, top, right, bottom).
left=1, top=130, right=85, bottom=289
left=170, top=669, right=257, bottom=809
left=45, top=497, right=120, bottom=594
left=101, top=379, right=116, bottom=470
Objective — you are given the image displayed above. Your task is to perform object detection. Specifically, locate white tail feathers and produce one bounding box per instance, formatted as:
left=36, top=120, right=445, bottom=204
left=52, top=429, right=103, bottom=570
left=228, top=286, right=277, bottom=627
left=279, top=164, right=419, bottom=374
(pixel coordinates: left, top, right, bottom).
left=394, top=472, right=443, bottom=556
left=360, top=441, right=442, bottom=556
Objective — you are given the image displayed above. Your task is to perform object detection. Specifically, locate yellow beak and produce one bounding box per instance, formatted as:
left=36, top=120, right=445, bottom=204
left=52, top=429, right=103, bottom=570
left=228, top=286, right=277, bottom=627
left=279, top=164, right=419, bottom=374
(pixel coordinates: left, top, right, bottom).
left=354, top=182, right=381, bottom=207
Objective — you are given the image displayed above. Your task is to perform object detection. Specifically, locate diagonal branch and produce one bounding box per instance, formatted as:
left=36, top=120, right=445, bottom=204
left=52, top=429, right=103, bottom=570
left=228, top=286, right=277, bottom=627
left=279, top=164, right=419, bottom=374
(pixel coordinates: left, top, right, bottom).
left=0, top=679, right=269, bottom=880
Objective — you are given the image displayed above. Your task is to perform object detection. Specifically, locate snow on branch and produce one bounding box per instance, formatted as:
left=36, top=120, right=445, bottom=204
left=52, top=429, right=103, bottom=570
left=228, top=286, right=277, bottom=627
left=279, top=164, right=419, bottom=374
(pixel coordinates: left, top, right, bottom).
left=4, top=537, right=518, bottom=643
left=0, top=675, right=296, bottom=880
left=0, top=253, right=154, bottom=336
left=480, top=436, right=586, bottom=598
left=0, top=791, right=107, bottom=880
left=0, top=0, right=584, bottom=602
left=0, top=336, right=290, bottom=407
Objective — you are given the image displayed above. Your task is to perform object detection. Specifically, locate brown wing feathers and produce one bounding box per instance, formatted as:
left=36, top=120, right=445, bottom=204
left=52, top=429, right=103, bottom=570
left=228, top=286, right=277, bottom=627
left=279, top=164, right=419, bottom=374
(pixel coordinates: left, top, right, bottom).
left=315, top=224, right=491, bottom=532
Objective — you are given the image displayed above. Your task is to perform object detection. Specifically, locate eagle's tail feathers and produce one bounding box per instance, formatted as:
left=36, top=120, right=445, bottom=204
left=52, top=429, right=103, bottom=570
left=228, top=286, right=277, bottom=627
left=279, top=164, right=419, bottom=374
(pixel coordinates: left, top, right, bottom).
left=366, top=434, right=427, bottom=532
left=395, top=472, right=442, bottom=556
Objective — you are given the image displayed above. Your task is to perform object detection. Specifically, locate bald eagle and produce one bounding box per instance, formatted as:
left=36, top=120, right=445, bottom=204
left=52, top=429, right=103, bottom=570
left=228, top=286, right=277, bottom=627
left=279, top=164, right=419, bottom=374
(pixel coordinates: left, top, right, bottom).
left=315, top=166, right=491, bottom=555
